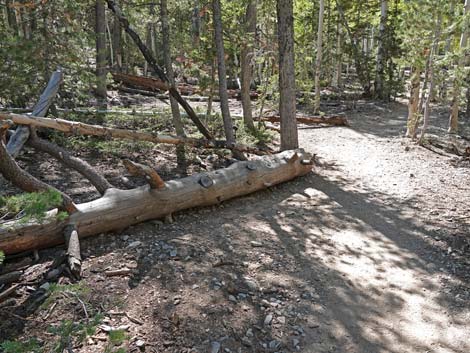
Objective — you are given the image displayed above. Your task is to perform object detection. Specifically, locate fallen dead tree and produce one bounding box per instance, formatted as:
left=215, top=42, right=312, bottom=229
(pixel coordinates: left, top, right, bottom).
left=0, top=149, right=313, bottom=254
left=0, top=112, right=268, bottom=155
left=261, top=114, right=349, bottom=126
left=423, top=134, right=470, bottom=157
left=112, top=72, right=197, bottom=96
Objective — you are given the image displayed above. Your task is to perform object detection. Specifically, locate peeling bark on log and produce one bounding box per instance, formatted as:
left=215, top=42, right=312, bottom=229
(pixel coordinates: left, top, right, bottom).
left=105, top=0, right=213, bottom=140
left=0, top=150, right=313, bottom=254
left=64, top=225, right=81, bottom=279
left=7, top=69, right=63, bottom=157
left=0, top=113, right=267, bottom=155
left=261, top=114, right=349, bottom=126
left=123, top=159, right=165, bottom=189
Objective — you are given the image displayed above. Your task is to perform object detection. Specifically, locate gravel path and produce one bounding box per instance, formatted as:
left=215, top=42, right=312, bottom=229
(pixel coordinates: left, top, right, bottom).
left=1, top=100, right=469, bottom=353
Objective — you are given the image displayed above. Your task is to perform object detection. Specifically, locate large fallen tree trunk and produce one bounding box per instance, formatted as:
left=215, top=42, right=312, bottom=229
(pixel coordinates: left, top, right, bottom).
left=0, top=149, right=313, bottom=254
left=261, top=114, right=349, bottom=126
left=0, top=112, right=267, bottom=155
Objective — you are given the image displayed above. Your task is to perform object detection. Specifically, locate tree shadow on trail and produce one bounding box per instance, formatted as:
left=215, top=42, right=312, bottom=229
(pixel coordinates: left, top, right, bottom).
left=1, top=168, right=468, bottom=353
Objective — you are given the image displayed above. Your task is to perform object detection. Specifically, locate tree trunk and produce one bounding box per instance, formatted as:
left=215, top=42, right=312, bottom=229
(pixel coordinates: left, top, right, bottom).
left=96, top=0, right=107, bottom=110
left=277, top=0, right=298, bottom=150
left=406, top=67, right=421, bottom=138
left=419, top=15, right=442, bottom=144
left=5, top=0, right=18, bottom=34
left=112, top=0, right=122, bottom=71
left=212, top=0, right=238, bottom=153
left=192, top=0, right=201, bottom=47
left=333, top=21, right=342, bottom=88
left=439, top=2, right=454, bottom=100
left=106, top=0, right=213, bottom=140
left=161, top=0, right=186, bottom=171
left=240, top=0, right=257, bottom=131
left=0, top=150, right=313, bottom=255
left=374, top=0, right=388, bottom=100
left=314, top=0, right=325, bottom=114
left=448, top=0, right=470, bottom=134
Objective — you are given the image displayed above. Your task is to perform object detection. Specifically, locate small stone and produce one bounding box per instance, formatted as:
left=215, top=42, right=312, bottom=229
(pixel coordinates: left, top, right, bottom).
left=277, top=316, right=286, bottom=324
left=46, top=269, right=60, bottom=280
left=136, top=339, right=145, bottom=348
left=293, top=338, right=300, bottom=347
left=243, top=277, right=259, bottom=292
left=250, top=241, right=263, bottom=248
left=264, top=314, right=273, bottom=326
left=211, top=341, right=221, bottom=353
left=228, top=295, right=237, bottom=303
left=269, top=340, right=281, bottom=350
left=246, top=328, right=254, bottom=337
left=127, top=241, right=142, bottom=249
left=241, top=337, right=252, bottom=347
left=170, top=249, right=177, bottom=257
left=40, top=282, right=51, bottom=291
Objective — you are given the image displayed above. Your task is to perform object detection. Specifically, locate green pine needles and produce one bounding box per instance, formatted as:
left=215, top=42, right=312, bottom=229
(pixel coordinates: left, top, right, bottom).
left=0, top=190, right=69, bottom=224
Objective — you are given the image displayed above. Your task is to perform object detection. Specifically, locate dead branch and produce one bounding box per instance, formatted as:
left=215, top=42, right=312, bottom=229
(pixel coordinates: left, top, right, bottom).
left=123, top=159, right=165, bottom=189
left=27, top=132, right=112, bottom=195
left=0, top=112, right=268, bottom=155
left=0, top=133, right=77, bottom=214
left=7, top=69, right=63, bottom=157
left=64, top=225, right=82, bottom=279
left=261, top=114, right=349, bottom=126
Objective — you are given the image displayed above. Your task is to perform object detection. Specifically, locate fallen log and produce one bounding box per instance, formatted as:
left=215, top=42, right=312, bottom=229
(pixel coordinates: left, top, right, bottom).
left=0, top=149, right=313, bottom=254
left=0, top=112, right=267, bottom=155
left=112, top=72, right=197, bottom=96
left=424, top=134, right=470, bottom=157
left=261, top=114, right=349, bottom=126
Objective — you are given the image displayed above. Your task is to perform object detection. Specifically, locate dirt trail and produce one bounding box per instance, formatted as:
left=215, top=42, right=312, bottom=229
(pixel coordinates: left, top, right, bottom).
left=1, top=101, right=469, bottom=353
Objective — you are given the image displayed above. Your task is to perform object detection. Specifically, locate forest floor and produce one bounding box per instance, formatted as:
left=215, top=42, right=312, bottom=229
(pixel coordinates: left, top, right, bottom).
left=1, top=94, right=470, bottom=353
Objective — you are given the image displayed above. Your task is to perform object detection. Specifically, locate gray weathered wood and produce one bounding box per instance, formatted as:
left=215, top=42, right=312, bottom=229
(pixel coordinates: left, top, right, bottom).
left=7, top=69, right=63, bottom=157
left=0, top=150, right=313, bottom=254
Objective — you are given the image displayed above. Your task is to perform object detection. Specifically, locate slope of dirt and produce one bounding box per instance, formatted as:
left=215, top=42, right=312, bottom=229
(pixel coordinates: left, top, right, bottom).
left=1, top=99, right=469, bottom=353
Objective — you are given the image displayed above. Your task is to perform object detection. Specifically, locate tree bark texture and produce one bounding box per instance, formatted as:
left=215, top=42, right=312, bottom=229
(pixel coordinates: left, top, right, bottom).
left=240, top=0, right=257, bottom=131
left=212, top=0, right=236, bottom=146
left=277, top=0, right=298, bottom=150
left=314, top=0, right=325, bottom=114
left=96, top=0, right=108, bottom=109
left=0, top=150, right=313, bottom=254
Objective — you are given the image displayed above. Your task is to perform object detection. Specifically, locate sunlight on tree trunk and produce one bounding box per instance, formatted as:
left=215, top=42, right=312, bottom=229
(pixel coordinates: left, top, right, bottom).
left=314, top=0, right=325, bottom=114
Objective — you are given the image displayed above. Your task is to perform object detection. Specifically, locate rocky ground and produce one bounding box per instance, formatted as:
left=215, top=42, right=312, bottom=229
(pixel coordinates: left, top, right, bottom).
left=0, top=96, right=469, bottom=353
